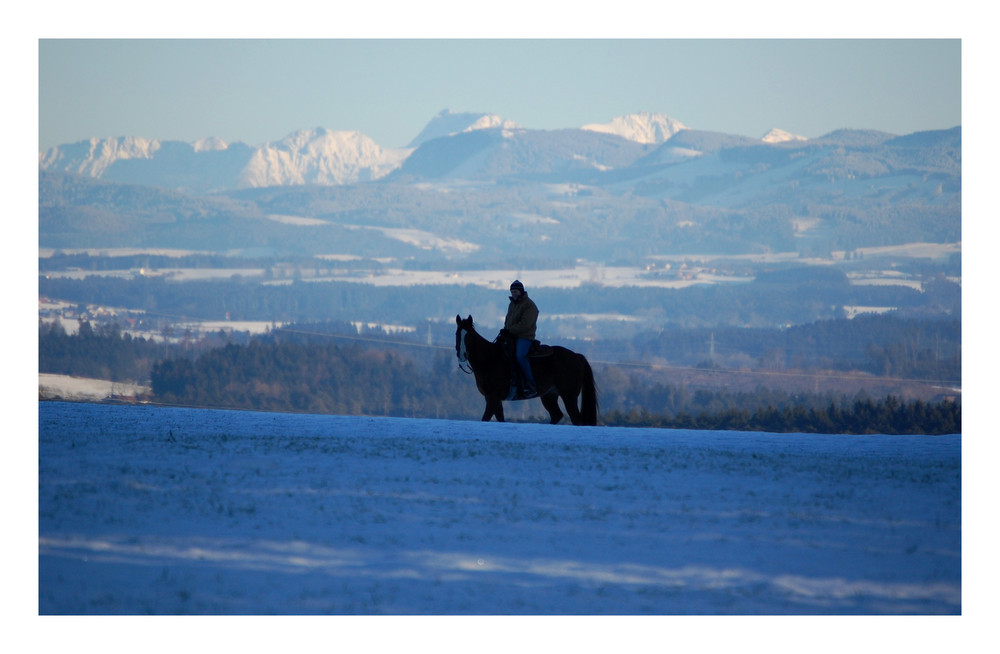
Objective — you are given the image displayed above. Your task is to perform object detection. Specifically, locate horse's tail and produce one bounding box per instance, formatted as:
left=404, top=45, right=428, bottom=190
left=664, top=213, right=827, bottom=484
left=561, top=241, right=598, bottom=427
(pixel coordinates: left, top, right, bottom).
left=579, top=354, right=598, bottom=426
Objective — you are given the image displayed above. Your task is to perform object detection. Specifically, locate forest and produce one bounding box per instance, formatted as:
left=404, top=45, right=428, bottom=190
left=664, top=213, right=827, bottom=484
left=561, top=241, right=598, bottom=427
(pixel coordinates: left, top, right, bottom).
left=38, top=320, right=960, bottom=434
left=601, top=397, right=960, bottom=435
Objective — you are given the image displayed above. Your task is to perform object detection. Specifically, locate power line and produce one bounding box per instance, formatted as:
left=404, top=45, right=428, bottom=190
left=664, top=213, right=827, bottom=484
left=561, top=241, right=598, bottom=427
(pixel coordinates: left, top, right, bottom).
left=276, top=327, right=453, bottom=351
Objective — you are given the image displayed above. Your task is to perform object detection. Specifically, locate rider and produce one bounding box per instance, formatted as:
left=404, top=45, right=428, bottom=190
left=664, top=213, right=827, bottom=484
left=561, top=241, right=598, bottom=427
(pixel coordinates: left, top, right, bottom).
left=502, top=280, right=539, bottom=398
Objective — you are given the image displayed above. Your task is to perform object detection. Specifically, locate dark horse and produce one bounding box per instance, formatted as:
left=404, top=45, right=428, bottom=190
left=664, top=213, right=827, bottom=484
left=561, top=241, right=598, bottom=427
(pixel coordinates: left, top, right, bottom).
left=455, top=315, right=598, bottom=425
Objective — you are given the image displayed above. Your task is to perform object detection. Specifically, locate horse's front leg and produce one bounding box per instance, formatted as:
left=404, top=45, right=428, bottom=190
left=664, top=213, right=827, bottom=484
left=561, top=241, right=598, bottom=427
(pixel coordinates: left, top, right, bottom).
left=482, top=396, right=505, bottom=422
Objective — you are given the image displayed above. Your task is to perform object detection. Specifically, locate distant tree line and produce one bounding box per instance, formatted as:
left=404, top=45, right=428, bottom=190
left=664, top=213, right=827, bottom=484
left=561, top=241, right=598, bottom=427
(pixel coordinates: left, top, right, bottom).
left=39, top=322, right=961, bottom=434
left=38, top=320, right=164, bottom=382
left=39, top=319, right=239, bottom=383
left=150, top=341, right=477, bottom=418
left=40, top=268, right=960, bottom=382
left=605, top=313, right=961, bottom=381
left=602, top=396, right=960, bottom=435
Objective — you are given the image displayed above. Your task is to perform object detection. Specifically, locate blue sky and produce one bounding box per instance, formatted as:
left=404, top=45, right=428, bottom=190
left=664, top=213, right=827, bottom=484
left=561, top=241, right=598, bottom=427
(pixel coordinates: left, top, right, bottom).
left=38, top=38, right=960, bottom=150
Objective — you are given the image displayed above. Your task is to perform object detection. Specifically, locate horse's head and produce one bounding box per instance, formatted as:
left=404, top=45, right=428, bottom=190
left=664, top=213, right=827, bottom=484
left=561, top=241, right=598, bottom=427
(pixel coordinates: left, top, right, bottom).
left=455, top=314, right=474, bottom=362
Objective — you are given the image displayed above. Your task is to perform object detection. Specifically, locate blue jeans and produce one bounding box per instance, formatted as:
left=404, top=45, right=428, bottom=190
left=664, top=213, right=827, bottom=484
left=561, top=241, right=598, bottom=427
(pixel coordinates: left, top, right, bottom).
left=514, top=338, right=536, bottom=389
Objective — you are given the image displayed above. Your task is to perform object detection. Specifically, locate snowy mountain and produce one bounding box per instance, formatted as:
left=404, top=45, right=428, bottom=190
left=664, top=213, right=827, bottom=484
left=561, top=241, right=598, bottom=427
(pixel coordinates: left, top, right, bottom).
left=38, top=135, right=162, bottom=178
left=32, top=111, right=850, bottom=192
left=407, top=109, right=521, bottom=148
left=38, top=130, right=412, bottom=192
left=36, top=110, right=686, bottom=190
left=580, top=111, right=687, bottom=144
left=392, top=125, right=648, bottom=182
left=38, top=119, right=961, bottom=261
left=192, top=136, right=230, bottom=152
left=238, top=128, right=412, bottom=187
left=37, top=114, right=961, bottom=261
left=761, top=128, right=808, bottom=144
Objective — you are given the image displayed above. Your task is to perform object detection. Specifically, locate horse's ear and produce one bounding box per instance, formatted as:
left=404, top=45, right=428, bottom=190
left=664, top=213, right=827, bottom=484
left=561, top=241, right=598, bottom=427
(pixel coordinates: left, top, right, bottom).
left=467, top=315, right=473, bottom=323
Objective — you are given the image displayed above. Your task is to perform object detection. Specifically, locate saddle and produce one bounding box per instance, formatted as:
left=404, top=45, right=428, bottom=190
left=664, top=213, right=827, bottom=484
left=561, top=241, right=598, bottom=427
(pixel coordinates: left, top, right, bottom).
left=498, top=335, right=553, bottom=400
left=527, top=340, right=553, bottom=358
left=497, top=335, right=553, bottom=359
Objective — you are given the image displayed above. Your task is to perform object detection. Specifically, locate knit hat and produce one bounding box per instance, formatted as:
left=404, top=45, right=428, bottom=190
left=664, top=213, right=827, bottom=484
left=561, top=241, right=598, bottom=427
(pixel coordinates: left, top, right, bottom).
left=509, top=280, right=525, bottom=293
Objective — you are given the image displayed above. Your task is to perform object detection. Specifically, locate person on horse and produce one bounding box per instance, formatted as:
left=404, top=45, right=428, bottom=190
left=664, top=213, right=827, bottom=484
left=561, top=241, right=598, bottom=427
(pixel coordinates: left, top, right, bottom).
left=501, top=280, right=539, bottom=398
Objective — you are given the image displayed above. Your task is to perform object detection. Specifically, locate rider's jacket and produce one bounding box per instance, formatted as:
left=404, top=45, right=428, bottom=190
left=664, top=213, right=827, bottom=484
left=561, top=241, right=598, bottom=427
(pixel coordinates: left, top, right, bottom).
left=504, top=294, right=538, bottom=341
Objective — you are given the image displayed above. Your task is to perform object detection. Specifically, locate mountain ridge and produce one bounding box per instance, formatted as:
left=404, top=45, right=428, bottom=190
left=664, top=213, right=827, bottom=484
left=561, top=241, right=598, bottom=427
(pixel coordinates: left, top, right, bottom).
left=37, top=110, right=960, bottom=264
left=407, top=109, right=521, bottom=148
left=238, top=128, right=412, bottom=187
left=581, top=111, right=687, bottom=144
left=39, top=111, right=828, bottom=191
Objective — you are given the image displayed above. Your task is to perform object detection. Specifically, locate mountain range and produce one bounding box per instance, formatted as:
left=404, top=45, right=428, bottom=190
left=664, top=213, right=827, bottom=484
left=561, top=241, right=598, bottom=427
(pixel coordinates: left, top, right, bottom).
left=38, top=110, right=961, bottom=262
left=39, top=110, right=806, bottom=193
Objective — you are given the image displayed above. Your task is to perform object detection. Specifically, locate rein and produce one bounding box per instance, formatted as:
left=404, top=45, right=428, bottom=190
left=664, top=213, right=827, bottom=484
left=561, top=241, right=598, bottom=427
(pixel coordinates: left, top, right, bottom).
left=456, top=321, right=507, bottom=376
left=456, top=326, right=504, bottom=375
left=457, top=327, right=475, bottom=374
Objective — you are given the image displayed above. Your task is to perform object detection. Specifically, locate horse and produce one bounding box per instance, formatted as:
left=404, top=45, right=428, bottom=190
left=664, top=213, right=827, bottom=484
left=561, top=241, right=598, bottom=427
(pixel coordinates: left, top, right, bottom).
left=455, top=314, right=598, bottom=425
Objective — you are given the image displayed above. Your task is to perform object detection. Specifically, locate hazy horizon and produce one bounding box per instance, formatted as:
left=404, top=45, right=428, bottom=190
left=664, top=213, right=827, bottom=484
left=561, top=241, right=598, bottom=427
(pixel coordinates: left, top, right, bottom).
left=39, top=39, right=960, bottom=151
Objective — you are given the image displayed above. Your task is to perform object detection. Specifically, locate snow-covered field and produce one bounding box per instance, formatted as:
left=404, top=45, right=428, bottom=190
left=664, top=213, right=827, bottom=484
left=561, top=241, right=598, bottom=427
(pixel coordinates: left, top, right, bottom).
left=38, top=373, right=150, bottom=401
left=38, top=400, right=961, bottom=620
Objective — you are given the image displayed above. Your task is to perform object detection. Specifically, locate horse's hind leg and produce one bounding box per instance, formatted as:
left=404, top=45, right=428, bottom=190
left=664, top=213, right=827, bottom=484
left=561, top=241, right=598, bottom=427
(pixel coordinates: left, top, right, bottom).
left=561, top=391, right=584, bottom=425
left=540, top=392, right=563, bottom=424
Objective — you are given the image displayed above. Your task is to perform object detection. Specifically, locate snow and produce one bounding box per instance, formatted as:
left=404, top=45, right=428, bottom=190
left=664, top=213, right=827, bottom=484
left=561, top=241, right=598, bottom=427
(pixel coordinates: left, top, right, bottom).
left=43, top=267, right=269, bottom=282
left=39, top=247, right=211, bottom=258
left=39, top=401, right=961, bottom=620
left=238, top=129, right=411, bottom=187
left=580, top=112, right=687, bottom=144
left=342, top=224, right=481, bottom=254
left=38, top=374, right=150, bottom=401
left=407, top=109, right=520, bottom=148
left=265, top=213, right=331, bottom=226
left=275, top=264, right=738, bottom=290
left=762, top=128, right=808, bottom=143
left=39, top=136, right=160, bottom=177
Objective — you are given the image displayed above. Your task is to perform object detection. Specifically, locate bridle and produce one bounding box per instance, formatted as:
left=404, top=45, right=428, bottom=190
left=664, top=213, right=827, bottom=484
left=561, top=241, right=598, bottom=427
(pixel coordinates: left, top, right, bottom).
left=456, top=328, right=474, bottom=374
